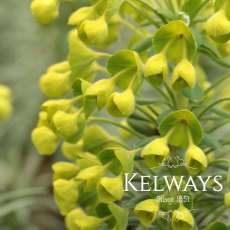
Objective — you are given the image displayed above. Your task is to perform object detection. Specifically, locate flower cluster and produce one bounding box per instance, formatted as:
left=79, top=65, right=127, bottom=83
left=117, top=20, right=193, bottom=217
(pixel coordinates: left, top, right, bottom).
left=30, top=0, right=230, bottom=229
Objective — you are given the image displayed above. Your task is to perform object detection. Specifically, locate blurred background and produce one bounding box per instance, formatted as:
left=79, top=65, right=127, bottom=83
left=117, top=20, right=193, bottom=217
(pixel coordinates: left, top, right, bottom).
left=0, top=1, right=229, bottom=230
left=0, top=0, right=83, bottom=229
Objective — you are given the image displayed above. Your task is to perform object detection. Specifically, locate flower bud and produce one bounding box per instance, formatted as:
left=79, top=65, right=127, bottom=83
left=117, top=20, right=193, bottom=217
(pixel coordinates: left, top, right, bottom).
left=31, top=126, right=59, bottom=155
left=68, top=6, right=95, bottom=26
left=0, top=99, right=12, bottom=122
left=52, top=162, right=79, bottom=181
left=85, top=79, right=114, bottom=110
left=97, top=176, right=124, bottom=203
left=61, top=140, right=83, bottom=160
left=172, top=59, right=196, bottom=90
left=41, top=99, right=71, bottom=121
left=106, top=89, right=135, bottom=118
left=144, top=53, right=168, bottom=86
left=76, top=165, right=105, bottom=192
left=53, top=179, right=78, bottom=215
left=47, top=61, right=70, bottom=73
left=78, top=15, right=108, bottom=45
left=30, top=0, right=59, bottom=24
left=205, top=10, right=230, bottom=43
left=224, top=192, right=230, bottom=207
left=0, top=85, right=11, bottom=100
left=65, top=208, right=102, bottom=230
left=185, top=144, right=207, bottom=174
left=75, top=216, right=102, bottom=230
left=52, top=111, right=79, bottom=137
left=37, top=111, right=49, bottom=127
left=65, top=208, right=85, bottom=230
left=172, top=204, right=194, bottom=230
left=40, top=72, right=71, bottom=97
left=141, top=137, right=169, bottom=168
left=134, top=199, right=159, bottom=225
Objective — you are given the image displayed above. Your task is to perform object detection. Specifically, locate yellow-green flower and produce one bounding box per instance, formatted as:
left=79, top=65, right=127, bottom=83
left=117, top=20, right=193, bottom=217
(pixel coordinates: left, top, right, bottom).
left=0, top=99, right=12, bottom=122
left=30, top=0, right=59, bottom=24
left=52, top=111, right=80, bottom=137
left=134, top=199, right=159, bottom=225
left=141, top=137, right=169, bottom=168
left=205, top=10, right=230, bottom=43
left=40, top=71, right=71, bottom=97
left=185, top=144, right=207, bottom=174
left=52, top=162, right=79, bottom=181
left=76, top=165, right=105, bottom=192
left=68, top=6, right=95, bottom=26
left=171, top=59, right=196, bottom=90
left=61, top=140, right=83, bottom=161
left=0, top=85, right=12, bottom=122
left=97, top=176, right=124, bottom=203
left=65, top=208, right=103, bottom=230
left=172, top=204, right=194, bottom=230
left=65, top=208, right=85, bottom=230
left=41, top=99, right=72, bottom=122
left=31, top=126, right=59, bottom=155
left=224, top=192, right=230, bottom=207
left=144, top=52, right=168, bottom=86
left=78, top=15, right=108, bottom=45
left=106, top=89, right=135, bottom=118
left=53, top=179, right=78, bottom=215
left=85, top=79, right=114, bottom=110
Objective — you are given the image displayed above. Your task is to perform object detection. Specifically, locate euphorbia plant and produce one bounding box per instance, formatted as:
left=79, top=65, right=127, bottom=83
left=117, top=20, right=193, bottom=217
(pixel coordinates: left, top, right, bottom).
left=30, top=0, right=230, bottom=229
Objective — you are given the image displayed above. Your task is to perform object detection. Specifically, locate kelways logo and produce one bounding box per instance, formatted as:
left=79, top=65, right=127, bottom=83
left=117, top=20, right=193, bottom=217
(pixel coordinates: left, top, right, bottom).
left=124, top=156, right=223, bottom=192
left=123, top=156, right=224, bottom=222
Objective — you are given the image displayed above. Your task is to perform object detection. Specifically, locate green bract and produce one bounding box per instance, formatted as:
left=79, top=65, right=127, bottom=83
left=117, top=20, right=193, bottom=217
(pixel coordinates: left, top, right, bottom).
left=153, top=20, right=197, bottom=62
left=107, top=50, right=143, bottom=93
left=159, top=110, right=203, bottom=148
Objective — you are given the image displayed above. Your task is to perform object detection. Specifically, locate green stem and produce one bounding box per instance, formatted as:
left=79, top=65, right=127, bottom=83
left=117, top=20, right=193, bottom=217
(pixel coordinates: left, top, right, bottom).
left=164, top=82, right=178, bottom=109
left=207, top=120, right=230, bottom=133
left=96, top=52, right=112, bottom=58
left=126, top=0, right=161, bottom=27
left=119, top=18, right=145, bottom=38
left=197, top=97, right=230, bottom=118
left=136, top=98, right=173, bottom=107
left=136, top=105, right=157, bottom=124
left=167, top=0, right=176, bottom=12
left=191, top=0, right=211, bottom=21
left=88, top=117, right=145, bottom=139
left=208, top=159, right=229, bottom=168
left=71, top=95, right=84, bottom=103
left=205, top=73, right=230, bottom=94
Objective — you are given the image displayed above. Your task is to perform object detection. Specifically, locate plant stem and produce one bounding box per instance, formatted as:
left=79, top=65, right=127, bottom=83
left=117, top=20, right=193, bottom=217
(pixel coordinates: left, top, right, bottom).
left=119, top=18, right=145, bottom=38
left=126, top=0, right=161, bottom=27
left=207, top=120, right=230, bottom=133
left=197, top=97, right=230, bottom=118
left=205, top=73, right=230, bottom=94
left=191, top=0, right=211, bottom=21
left=136, top=105, right=157, bottom=124
left=88, top=117, right=145, bottom=139
left=164, top=82, right=178, bottom=109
